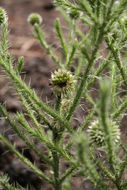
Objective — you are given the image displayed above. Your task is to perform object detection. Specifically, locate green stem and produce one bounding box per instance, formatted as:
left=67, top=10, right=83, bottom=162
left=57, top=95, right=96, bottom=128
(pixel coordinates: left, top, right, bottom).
left=80, top=106, right=97, bottom=130
left=55, top=18, right=67, bottom=59
left=52, top=96, right=62, bottom=190
left=16, top=112, right=75, bottom=165
left=106, top=38, right=127, bottom=87
left=0, top=104, right=52, bottom=166
left=67, top=24, right=104, bottom=120
left=0, top=134, right=52, bottom=184
left=100, top=80, right=115, bottom=173
left=118, top=156, right=127, bottom=181
left=0, top=57, right=73, bottom=133
left=52, top=135, right=61, bottom=190
left=112, top=95, right=127, bottom=119
left=90, top=149, right=115, bottom=182
left=115, top=181, right=123, bottom=190
left=0, top=175, right=25, bottom=190
left=34, top=23, right=61, bottom=67
left=60, top=167, right=75, bottom=184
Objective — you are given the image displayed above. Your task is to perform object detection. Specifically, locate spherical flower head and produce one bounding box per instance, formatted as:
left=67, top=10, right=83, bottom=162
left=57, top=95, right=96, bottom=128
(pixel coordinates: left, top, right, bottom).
left=28, top=13, right=42, bottom=26
left=88, top=120, right=120, bottom=148
left=0, top=7, right=7, bottom=25
left=51, top=69, right=75, bottom=97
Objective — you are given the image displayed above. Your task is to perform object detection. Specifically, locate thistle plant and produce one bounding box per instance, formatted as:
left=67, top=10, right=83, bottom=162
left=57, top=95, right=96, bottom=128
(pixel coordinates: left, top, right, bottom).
left=28, top=13, right=43, bottom=26
left=51, top=69, right=75, bottom=97
left=1, top=1, right=127, bottom=189
left=88, top=120, right=120, bottom=147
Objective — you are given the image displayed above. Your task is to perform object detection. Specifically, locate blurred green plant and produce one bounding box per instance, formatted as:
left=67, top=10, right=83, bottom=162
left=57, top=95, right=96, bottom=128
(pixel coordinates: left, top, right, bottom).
left=1, top=0, right=127, bottom=189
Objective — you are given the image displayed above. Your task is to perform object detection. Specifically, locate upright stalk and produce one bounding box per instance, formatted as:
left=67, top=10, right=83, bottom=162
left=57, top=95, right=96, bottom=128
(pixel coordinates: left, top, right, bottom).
left=52, top=133, right=61, bottom=190
left=52, top=96, right=62, bottom=190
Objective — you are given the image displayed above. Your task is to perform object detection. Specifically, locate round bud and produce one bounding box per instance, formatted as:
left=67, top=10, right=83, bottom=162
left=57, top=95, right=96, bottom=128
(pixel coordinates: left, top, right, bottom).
left=51, top=69, right=75, bottom=97
left=0, top=7, right=7, bottom=25
left=28, top=13, right=43, bottom=25
left=88, top=120, right=120, bottom=148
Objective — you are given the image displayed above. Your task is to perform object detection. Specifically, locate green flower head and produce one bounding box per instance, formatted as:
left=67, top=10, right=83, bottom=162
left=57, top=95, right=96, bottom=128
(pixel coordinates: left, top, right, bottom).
left=51, top=69, right=75, bottom=97
left=0, top=7, right=7, bottom=25
left=28, top=13, right=43, bottom=25
left=88, top=120, right=120, bottom=148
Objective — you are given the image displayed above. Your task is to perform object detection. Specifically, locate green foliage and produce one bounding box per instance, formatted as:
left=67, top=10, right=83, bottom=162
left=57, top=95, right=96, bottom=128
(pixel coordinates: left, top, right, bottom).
left=0, top=7, right=7, bottom=25
left=0, top=175, right=27, bottom=190
left=0, top=1, right=127, bottom=189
